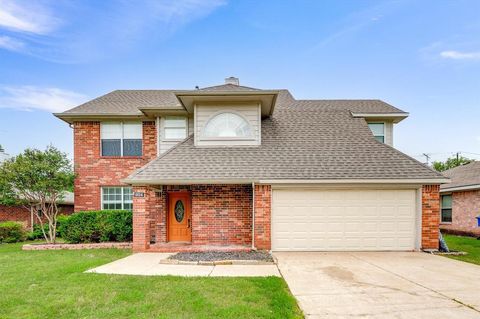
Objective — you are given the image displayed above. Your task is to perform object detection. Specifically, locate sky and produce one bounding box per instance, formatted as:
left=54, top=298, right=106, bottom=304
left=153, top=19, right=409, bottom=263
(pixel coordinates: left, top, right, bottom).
left=0, top=0, right=479, bottom=164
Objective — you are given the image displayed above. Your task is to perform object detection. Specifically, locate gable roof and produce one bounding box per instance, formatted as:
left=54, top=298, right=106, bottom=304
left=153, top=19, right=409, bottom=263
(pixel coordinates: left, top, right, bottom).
left=441, top=161, right=480, bottom=192
left=124, top=102, right=445, bottom=184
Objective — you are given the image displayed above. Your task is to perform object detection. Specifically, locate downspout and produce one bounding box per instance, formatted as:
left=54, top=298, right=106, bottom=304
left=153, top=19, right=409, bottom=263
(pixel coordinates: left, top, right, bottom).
left=252, top=182, right=256, bottom=250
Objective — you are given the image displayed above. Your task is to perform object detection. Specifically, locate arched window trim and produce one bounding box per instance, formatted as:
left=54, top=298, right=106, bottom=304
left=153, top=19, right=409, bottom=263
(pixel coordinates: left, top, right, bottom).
left=201, top=111, right=254, bottom=140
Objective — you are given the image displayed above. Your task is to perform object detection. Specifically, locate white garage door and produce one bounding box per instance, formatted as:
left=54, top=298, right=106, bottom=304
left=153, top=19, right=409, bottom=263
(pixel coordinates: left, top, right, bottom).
left=272, top=188, right=417, bottom=251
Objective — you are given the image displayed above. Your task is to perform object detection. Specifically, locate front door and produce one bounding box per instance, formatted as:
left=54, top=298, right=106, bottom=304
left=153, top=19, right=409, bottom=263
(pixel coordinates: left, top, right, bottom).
left=168, top=192, right=192, bottom=242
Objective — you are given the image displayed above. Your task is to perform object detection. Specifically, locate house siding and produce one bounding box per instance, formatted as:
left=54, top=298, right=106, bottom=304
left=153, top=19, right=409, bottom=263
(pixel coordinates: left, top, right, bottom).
left=440, top=190, right=480, bottom=236
left=73, top=121, right=157, bottom=211
left=158, top=116, right=193, bottom=154
left=194, top=103, right=261, bottom=146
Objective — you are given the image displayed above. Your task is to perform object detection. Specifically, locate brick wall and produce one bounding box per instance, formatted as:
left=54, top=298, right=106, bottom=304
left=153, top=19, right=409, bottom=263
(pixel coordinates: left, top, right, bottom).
left=0, top=204, right=74, bottom=229
left=254, top=184, right=271, bottom=250
left=440, top=190, right=480, bottom=236
left=422, top=185, right=440, bottom=250
left=133, top=184, right=253, bottom=251
left=191, top=185, right=252, bottom=246
left=74, top=121, right=157, bottom=211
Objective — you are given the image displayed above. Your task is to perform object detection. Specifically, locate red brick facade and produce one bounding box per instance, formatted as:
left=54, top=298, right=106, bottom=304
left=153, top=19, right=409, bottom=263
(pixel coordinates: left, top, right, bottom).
left=0, top=204, right=74, bottom=229
left=254, top=184, right=271, bottom=250
left=73, top=121, right=157, bottom=211
left=440, top=190, right=480, bottom=236
left=133, top=185, right=253, bottom=252
left=422, top=185, right=440, bottom=250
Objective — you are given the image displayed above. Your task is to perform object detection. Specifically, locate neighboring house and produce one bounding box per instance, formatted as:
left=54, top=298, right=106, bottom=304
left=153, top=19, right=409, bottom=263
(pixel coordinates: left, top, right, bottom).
left=440, top=161, right=480, bottom=236
left=55, top=77, right=448, bottom=252
left=0, top=192, right=74, bottom=230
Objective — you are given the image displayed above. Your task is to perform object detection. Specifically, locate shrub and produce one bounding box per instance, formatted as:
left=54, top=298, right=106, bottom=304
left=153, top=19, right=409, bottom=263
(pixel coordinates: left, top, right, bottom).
left=26, top=215, right=69, bottom=240
left=0, top=222, right=26, bottom=243
left=59, top=210, right=132, bottom=243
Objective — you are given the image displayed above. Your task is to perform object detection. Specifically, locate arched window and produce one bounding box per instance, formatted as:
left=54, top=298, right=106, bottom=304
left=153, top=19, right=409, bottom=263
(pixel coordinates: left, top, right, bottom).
left=203, top=112, right=252, bottom=138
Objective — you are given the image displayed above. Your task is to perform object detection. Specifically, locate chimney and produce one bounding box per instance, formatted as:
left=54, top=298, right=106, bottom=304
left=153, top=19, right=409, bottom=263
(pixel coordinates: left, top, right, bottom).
left=225, top=76, right=239, bottom=86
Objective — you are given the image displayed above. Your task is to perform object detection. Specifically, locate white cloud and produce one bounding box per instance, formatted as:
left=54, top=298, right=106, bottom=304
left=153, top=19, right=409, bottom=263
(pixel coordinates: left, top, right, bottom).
left=0, top=35, right=24, bottom=51
left=0, top=86, right=87, bottom=112
left=0, top=0, right=226, bottom=63
left=0, top=0, right=61, bottom=34
left=440, top=50, right=480, bottom=60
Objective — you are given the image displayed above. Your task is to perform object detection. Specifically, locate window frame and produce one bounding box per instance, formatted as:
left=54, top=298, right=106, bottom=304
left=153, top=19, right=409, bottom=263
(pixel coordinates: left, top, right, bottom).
left=163, top=116, right=187, bottom=141
left=101, top=186, right=133, bottom=210
left=367, top=122, right=386, bottom=143
left=100, top=122, right=143, bottom=157
left=440, top=194, right=453, bottom=224
left=201, top=111, right=254, bottom=141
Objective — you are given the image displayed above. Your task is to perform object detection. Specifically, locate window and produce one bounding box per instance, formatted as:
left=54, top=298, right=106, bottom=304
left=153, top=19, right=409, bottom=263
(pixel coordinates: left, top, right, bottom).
left=441, top=194, right=452, bottom=223
left=101, top=187, right=133, bottom=210
left=368, top=123, right=385, bottom=143
left=203, top=112, right=252, bottom=138
left=101, top=122, right=142, bottom=157
left=164, top=116, right=187, bottom=140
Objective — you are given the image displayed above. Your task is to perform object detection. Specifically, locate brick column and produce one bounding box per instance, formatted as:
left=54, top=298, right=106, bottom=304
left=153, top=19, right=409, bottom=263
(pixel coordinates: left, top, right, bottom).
left=254, top=184, right=271, bottom=250
left=422, top=185, right=440, bottom=250
left=132, top=186, right=151, bottom=252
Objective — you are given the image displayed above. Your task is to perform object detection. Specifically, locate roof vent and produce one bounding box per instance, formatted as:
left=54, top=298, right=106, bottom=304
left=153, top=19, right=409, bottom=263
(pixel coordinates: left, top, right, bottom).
left=225, top=76, right=239, bottom=86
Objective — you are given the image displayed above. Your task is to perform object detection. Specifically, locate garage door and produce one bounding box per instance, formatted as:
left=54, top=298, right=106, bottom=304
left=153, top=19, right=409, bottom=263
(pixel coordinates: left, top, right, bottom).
left=272, top=189, right=417, bottom=251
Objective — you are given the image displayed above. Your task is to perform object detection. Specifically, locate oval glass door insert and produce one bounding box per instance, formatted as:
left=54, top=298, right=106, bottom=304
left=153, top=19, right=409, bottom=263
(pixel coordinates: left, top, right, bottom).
left=174, top=200, right=185, bottom=223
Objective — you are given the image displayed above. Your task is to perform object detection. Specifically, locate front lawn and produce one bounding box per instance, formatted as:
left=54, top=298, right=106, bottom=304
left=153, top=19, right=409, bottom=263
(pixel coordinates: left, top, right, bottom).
left=444, top=234, right=480, bottom=265
left=0, top=243, right=302, bottom=319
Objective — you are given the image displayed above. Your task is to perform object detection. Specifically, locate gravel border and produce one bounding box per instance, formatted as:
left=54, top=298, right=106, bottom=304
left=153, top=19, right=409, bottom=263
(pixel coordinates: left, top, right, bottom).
left=167, top=251, right=274, bottom=263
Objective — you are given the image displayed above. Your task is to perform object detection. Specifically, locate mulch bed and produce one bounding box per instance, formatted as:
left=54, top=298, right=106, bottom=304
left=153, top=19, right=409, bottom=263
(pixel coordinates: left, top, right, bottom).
left=168, top=251, right=274, bottom=262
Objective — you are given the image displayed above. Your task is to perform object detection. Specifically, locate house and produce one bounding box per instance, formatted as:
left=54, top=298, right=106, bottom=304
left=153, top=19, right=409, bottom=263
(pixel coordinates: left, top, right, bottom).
left=0, top=192, right=74, bottom=230
left=440, top=161, right=480, bottom=236
left=54, top=77, right=448, bottom=252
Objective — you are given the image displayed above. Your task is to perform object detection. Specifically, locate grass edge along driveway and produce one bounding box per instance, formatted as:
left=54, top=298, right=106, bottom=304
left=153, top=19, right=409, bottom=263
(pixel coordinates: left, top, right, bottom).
left=444, top=234, right=480, bottom=266
left=0, top=242, right=302, bottom=319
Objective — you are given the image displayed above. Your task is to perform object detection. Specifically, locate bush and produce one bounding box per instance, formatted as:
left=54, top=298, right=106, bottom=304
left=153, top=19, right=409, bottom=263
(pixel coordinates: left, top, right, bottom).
left=59, top=210, right=132, bottom=243
left=0, top=222, right=26, bottom=243
left=26, top=215, right=69, bottom=240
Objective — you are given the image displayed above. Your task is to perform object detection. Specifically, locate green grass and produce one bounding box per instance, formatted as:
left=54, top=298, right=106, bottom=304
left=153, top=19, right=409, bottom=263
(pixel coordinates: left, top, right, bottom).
left=0, top=242, right=302, bottom=319
left=444, top=234, right=480, bottom=265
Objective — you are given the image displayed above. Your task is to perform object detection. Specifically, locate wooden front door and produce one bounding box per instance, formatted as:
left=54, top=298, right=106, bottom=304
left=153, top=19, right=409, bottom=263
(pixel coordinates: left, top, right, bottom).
left=167, top=192, right=192, bottom=242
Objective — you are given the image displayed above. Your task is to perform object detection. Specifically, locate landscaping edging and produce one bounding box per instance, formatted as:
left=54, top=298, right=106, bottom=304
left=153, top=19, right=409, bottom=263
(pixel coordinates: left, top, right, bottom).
left=22, top=242, right=132, bottom=250
left=159, top=259, right=275, bottom=266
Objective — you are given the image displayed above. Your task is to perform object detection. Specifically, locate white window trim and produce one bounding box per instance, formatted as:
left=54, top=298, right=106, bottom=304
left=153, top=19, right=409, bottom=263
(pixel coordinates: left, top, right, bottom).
left=440, top=193, right=453, bottom=224
left=162, top=116, right=188, bottom=142
left=368, top=122, right=386, bottom=143
left=200, top=110, right=255, bottom=141
left=100, top=122, right=143, bottom=157
left=100, top=186, right=133, bottom=210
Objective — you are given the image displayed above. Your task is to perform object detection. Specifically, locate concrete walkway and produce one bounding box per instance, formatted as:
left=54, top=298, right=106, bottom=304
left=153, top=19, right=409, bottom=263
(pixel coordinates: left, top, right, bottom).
left=86, top=253, right=280, bottom=277
left=275, top=252, right=480, bottom=319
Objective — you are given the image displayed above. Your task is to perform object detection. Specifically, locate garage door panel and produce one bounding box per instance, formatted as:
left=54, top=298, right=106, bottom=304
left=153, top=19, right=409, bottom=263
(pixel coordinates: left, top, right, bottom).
left=272, top=189, right=417, bottom=251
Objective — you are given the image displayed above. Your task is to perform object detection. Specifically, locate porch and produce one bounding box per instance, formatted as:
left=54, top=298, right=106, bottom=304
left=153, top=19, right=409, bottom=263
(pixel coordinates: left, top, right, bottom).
left=132, top=184, right=272, bottom=252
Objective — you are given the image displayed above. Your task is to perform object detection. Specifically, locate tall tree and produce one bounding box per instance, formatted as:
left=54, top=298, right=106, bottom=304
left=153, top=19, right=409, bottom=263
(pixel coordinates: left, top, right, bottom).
left=0, top=146, right=74, bottom=243
left=432, top=155, right=473, bottom=172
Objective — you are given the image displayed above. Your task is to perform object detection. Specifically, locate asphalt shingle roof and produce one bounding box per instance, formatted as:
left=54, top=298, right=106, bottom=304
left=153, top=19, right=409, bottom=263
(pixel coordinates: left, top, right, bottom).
left=441, top=161, right=480, bottom=190
left=126, top=103, right=444, bottom=183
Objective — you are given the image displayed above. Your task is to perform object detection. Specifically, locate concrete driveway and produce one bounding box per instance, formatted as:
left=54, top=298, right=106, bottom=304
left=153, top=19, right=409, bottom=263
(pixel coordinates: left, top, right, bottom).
left=275, top=252, right=480, bottom=318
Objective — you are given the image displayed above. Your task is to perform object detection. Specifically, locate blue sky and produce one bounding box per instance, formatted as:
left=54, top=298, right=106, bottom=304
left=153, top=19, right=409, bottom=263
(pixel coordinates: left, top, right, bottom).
left=0, top=0, right=479, bottom=163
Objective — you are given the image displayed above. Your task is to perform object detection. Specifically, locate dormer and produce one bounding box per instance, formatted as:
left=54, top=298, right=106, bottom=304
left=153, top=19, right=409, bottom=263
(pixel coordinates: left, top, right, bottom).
left=175, top=78, right=279, bottom=147
left=351, top=108, right=409, bottom=147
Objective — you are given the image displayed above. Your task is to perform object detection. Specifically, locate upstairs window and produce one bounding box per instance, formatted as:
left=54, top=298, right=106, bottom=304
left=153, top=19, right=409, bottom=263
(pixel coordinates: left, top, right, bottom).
left=203, top=112, right=252, bottom=138
left=368, top=123, right=385, bottom=143
left=101, top=187, right=132, bottom=210
left=441, top=194, right=452, bottom=223
left=164, top=116, right=187, bottom=140
left=101, top=122, right=142, bottom=157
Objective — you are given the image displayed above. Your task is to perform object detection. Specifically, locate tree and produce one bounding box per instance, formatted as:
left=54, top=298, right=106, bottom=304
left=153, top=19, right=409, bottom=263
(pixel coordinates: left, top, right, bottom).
left=0, top=144, right=4, bottom=152
left=432, top=155, right=473, bottom=172
left=0, top=146, right=74, bottom=243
